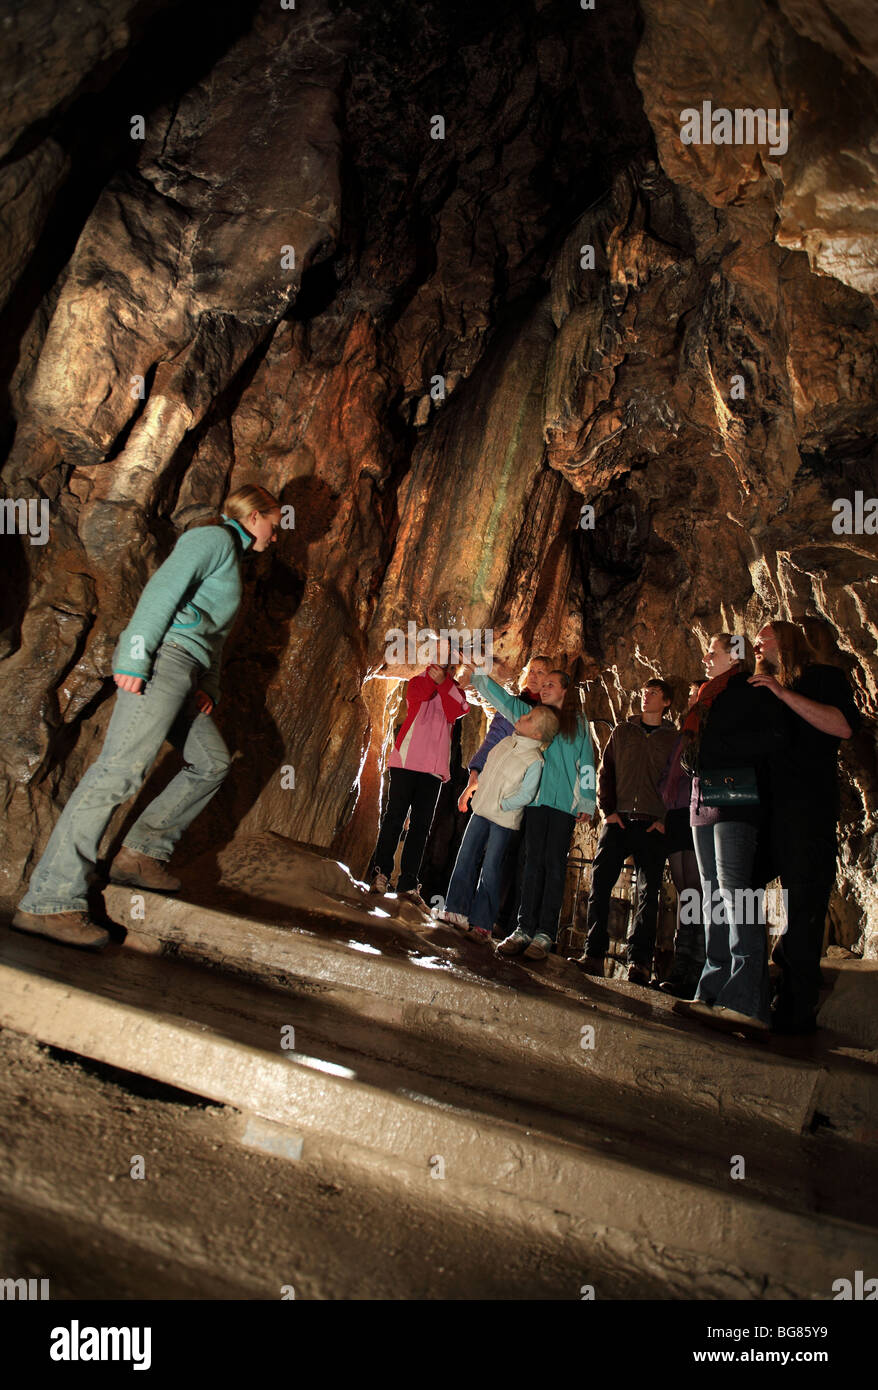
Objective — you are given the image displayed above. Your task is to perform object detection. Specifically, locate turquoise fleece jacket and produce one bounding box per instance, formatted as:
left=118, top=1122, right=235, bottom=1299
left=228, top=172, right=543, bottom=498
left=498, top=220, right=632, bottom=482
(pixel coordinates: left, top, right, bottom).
left=471, top=672, right=596, bottom=815
left=112, top=517, right=252, bottom=705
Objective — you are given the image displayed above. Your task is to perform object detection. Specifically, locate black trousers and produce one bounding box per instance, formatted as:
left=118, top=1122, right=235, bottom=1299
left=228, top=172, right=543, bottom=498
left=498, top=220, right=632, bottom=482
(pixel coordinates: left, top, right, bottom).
left=372, top=767, right=441, bottom=892
left=772, top=809, right=838, bottom=1024
left=517, top=805, right=576, bottom=943
left=584, top=819, right=668, bottom=968
left=496, top=826, right=524, bottom=933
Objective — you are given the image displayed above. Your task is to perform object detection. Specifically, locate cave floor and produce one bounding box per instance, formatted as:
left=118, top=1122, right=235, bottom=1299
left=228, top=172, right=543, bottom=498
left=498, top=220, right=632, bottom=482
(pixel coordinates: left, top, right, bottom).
left=0, top=849, right=876, bottom=1299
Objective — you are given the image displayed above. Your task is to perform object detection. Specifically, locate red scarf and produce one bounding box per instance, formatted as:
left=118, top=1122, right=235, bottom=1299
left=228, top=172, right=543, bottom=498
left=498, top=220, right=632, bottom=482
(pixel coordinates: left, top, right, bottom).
left=663, top=662, right=743, bottom=806
left=682, top=662, right=742, bottom=736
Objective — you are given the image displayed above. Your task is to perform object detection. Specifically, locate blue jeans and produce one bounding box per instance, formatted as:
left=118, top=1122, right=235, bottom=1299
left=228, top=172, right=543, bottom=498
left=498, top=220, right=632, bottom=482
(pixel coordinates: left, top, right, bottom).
left=19, top=642, right=231, bottom=914
left=692, top=821, right=769, bottom=1023
left=445, top=813, right=514, bottom=932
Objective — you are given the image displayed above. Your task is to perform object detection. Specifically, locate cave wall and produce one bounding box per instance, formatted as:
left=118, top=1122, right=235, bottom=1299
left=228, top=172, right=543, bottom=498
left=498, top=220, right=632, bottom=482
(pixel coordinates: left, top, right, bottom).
left=0, top=0, right=876, bottom=950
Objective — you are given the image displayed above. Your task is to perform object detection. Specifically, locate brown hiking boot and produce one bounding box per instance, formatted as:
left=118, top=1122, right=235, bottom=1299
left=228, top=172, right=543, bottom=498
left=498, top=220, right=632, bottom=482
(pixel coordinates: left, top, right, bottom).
left=398, top=888, right=430, bottom=914
left=627, top=963, right=652, bottom=987
left=109, top=845, right=181, bottom=892
left=575, top=953, right=604, bottom=977
left=11, top=910, right=109, bottom=951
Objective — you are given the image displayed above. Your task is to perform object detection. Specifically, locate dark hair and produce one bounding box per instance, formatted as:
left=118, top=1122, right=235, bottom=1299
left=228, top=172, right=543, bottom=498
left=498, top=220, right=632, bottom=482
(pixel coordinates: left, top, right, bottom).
left=798, top=617, right=844, bottom=670
left=644, top=677, right=673, bottom=705
left=528, top=653, right=553, bottom=667
left=713, top=631, right=755, bottom=674
left=690, top=678, right=708, bottom=689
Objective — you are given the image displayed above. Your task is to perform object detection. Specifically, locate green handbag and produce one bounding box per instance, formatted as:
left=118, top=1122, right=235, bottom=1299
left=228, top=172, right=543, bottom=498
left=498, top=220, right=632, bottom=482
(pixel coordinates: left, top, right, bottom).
left=699, top=766, right=760, bottom=806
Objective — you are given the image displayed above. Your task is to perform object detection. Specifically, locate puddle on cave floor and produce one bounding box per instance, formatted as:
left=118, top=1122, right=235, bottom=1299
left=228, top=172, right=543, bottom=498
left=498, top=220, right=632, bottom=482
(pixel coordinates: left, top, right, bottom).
left=186, top=883, right=556, bottom=998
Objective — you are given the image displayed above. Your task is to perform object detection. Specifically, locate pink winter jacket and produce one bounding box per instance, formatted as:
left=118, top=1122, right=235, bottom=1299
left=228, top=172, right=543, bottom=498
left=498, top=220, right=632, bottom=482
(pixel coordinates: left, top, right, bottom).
left=388, top=671, right=469, bottom=782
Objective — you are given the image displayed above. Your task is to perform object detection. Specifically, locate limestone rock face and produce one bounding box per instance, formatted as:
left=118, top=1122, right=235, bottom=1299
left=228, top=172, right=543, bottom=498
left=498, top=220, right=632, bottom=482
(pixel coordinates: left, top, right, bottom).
left=0, top=0, right=876, bottom=952
left=0, top=0, right=175, bottom=161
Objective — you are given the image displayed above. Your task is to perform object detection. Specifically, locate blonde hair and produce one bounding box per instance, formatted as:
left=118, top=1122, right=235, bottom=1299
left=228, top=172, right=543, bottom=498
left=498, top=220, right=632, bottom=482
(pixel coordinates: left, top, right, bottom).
left=518, top=655, right=552, bottom=691
left=188, top=484, right=281, bottom=531
left=532, top=705, right=560, bottom=743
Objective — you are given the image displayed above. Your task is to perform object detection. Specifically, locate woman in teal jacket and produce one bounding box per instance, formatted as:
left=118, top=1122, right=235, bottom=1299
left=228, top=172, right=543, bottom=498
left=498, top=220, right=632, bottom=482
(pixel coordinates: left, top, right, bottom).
left=463, top=665, right=595, bottom=958
left=14, top=484, right=281, bottom=952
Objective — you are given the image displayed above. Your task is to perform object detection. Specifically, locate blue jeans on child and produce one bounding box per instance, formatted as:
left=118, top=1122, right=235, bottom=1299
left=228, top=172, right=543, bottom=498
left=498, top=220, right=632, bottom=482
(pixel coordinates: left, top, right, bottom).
left=445, top=813, right=514, bottom=933
left=692, top=820, right=769, bottom=1023
left=19, top=642, right=231, bottom=915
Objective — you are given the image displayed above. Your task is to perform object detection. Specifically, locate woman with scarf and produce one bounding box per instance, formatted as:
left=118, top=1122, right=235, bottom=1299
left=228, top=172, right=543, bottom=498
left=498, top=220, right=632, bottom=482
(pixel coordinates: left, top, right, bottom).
left=670, top=633, right=788, bottom=1034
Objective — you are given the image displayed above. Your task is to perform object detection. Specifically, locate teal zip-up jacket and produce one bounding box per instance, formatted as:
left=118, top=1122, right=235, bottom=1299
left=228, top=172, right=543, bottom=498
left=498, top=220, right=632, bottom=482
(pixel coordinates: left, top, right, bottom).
left=112, top=517, right=252, bottom=705
left=470, top=672, right=596, bottom=816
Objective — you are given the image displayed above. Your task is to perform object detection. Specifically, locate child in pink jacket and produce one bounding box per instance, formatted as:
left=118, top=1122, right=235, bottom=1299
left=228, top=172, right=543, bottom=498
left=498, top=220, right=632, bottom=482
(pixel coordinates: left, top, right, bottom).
left=369, top=663, right=469, bottom=910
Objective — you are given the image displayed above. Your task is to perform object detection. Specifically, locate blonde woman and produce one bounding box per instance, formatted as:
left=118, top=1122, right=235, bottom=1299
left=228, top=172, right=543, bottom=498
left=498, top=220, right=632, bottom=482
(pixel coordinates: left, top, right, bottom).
left=13, top=484, right=282, bottom=951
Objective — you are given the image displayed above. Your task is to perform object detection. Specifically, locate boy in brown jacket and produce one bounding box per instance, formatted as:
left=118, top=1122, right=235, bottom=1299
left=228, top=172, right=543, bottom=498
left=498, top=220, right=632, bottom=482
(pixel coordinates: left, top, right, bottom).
left=576, top=679, right=677, bottom=984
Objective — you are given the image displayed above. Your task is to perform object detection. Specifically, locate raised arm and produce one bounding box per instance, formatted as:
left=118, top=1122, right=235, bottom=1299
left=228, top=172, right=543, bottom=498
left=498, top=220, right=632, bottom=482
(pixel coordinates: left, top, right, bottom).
left=470, top=670, right=529, bottom=724
left=436, top=673, right=470, bottom=722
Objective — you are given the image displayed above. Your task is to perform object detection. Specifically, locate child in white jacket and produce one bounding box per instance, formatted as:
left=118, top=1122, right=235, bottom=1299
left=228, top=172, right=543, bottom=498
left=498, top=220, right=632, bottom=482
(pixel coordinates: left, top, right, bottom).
left=434, top=704, right=560, bottom=941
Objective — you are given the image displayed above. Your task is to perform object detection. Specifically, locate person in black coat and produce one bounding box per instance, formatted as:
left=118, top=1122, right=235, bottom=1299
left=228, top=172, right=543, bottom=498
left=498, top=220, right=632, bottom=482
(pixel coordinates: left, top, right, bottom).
left=675, top=633, right=789, bottom=1034
left=751, top=619, right=862, bottom=1034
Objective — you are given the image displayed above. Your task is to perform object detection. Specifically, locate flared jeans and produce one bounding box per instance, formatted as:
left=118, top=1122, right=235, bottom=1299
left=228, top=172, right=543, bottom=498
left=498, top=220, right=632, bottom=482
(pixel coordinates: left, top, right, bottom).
left=19, top=642, right=231, bottom=915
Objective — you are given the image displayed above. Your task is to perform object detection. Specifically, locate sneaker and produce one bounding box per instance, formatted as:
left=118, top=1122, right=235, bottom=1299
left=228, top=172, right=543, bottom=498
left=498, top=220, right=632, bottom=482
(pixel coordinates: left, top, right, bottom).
left=11, top=909, right=110, bottom=952
left=626, top=964, right=652, bottom=987
left=399, top=888, right=430, bottom=914
left=575, top=954, right=604, bottom=977
left=467, top=925, right=492, bottom=943
left=523, top=932, right=553, bottom=960
left=496, top=930, right=531, bottom=956
left=109, top=845, right=181, bottom=893
left=369, top=872, right=389, bottom=895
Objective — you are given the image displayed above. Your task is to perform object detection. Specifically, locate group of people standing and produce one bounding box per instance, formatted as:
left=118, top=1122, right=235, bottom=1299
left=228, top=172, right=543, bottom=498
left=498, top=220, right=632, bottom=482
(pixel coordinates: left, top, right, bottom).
left=11, top=485, right=862, bottom=1041
left=368, top=656, right=594, bottom=960
left=369, top=622, right=861, bottom=1039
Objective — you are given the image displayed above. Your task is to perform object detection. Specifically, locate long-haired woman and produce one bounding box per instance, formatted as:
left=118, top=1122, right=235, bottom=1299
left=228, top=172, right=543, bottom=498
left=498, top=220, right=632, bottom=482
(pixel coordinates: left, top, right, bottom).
left=14, top=484, right=282, bottom=951
left=750, top=618, right=861, bottom=1032
left=463, top=665, right=595, bottom=959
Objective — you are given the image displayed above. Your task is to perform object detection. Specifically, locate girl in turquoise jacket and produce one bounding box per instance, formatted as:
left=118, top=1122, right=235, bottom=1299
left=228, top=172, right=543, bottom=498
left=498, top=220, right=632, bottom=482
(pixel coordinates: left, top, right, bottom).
left=465, top=666, right=595, bottom=958
left=14, top=484, right=281, bottom=952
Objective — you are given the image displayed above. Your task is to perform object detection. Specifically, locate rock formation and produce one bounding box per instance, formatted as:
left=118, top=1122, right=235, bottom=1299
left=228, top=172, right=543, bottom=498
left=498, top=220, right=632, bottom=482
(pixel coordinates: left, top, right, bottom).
left=1, top=0, right=875, bottom=951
